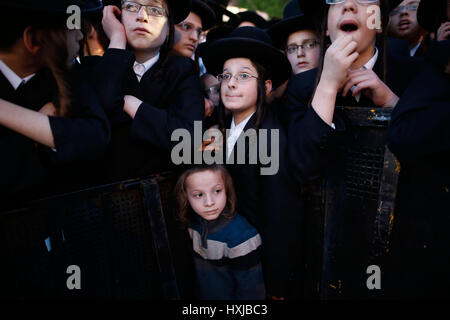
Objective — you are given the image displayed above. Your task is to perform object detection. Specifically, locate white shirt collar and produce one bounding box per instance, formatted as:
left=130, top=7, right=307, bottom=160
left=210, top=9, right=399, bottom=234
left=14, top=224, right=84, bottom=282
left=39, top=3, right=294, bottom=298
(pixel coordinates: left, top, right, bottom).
left=0, top=59, right=35, bottom=90
left=363, top=47, right=378, bottom=70
left=133, top=52, right=160, bottom=81
left=353, top=47, right=378, bottom=102
left=410, top=42, right=421, bottom=57
left=227, top=112, right=255, bottom=160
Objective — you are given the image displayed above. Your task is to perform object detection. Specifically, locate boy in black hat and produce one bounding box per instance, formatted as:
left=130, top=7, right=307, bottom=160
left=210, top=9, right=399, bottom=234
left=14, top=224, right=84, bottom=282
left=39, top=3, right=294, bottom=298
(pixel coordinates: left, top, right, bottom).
left=172, top=0, right=216, bottom=59
left=202, top=26, right=339, bottom=299
left=268, top=0, right=321, bottom=75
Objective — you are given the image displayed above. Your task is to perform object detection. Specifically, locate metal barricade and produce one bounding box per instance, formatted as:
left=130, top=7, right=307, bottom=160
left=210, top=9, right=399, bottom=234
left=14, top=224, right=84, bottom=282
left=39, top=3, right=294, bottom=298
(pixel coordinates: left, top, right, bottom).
left=0, top=173, right=187, bottom=300
left=315, top=106, right=399, bottom=299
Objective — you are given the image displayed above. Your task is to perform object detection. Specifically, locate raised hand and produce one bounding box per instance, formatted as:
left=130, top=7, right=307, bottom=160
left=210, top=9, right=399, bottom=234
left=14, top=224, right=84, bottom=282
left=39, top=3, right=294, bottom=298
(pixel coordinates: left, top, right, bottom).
left=437, top=22, right=450, bottom=42
left=102, top=5, right=127, bottom=49
left=320, top=34, right=359, bottom=92
left=342, top=68, right=398, bottom=107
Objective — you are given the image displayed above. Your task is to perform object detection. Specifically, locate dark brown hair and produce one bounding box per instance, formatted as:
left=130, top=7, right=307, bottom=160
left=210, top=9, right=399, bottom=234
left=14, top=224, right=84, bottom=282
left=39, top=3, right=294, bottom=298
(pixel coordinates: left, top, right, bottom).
left=175, top=164, right=236, bottom=226
left=218, top=59, right=269, bottom=131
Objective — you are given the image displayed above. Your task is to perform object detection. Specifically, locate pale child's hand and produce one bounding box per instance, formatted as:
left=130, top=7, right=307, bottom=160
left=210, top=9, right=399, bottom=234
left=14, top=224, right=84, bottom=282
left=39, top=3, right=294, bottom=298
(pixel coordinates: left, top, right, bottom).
left=342, top=69, right=398, bottom=107
left=320, top=34, right=359, bottom=92
left=38, top=102, right=57, bottom=117
left=123, top=95, right=142, bottom=118
left=437, top=22, right=450, bottom=42
left=102, top=5, right=127, bottom=49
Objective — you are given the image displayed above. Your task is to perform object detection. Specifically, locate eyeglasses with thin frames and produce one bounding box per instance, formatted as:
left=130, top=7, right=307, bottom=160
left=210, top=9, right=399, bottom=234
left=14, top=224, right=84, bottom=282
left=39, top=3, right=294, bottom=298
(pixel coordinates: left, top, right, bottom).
left=121, top=1, right=167, bottom=18
left=286, top=40, right=319, bottom=55
left=389, top=3, right=420, bottom=16
left=326, top=0, right=379, bottom=4
left=176, top=22, right=206, bottom=42
left=217, top=72, right=259, bottom=83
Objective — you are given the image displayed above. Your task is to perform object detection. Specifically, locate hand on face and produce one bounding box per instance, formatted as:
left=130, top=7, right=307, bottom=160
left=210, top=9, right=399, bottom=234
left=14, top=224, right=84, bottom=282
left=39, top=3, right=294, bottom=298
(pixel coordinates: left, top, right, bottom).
left=342, top=68, right=396, bottom=107
left=102, top=5, right=127, bottom=49
left=321, top=34, right=359, bottom=91
left=437, top=21, right=450, bottom=41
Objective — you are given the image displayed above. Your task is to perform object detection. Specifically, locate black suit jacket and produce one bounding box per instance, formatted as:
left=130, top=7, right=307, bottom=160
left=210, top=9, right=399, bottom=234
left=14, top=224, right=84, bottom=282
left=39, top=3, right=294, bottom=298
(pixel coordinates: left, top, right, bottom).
left=385, top=40, right=450, bottom=298
left=92, top=49, right=205, bottom=183
left=223, top=109, right=306, bottom=298
left=0, top=64, right=110, bottom=210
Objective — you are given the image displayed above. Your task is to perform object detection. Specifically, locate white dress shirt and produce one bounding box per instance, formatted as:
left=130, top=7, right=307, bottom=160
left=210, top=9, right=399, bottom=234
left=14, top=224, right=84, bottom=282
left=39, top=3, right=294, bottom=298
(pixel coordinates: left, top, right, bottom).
left=133, top=52, right=160, bottom=82
left=0, top=59, right=35, bottom=90
left=351, top=47, right=378, bottom=102
left=227, top=112, right=255, bottom=160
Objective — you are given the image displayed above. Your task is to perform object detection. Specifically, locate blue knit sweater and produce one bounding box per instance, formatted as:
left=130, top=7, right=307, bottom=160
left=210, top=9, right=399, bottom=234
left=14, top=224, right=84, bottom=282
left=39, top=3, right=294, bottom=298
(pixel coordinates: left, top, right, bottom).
left=188, top=213, right=266, bottom=300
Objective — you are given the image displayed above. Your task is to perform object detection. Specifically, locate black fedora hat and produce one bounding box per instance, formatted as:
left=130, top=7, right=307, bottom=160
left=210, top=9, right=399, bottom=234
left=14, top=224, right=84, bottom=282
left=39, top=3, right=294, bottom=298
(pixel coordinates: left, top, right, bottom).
left=0, top=0, right=103, bottom=13
left=417, top=0, right=447, bottom=32
left=197, top=24, right=234, bottom=55
left=191, top=0, right=217, bottom=30
left=201, top=26, right=292, bottom=88
left=203, top=0, right=239, bottom=25
left=235, top=10, right=267, bottom=28
left=268, top=0, right=317, bottom=50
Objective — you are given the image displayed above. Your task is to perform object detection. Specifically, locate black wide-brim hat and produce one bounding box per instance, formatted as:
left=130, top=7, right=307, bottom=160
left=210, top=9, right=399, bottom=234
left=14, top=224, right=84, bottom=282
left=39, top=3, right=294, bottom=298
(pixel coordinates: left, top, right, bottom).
left=268, top=15, right=317, bottom=49
left=417, top=0, right=447, bottom=32
left=297, top=0, right=326, bottom=22
left=201, top=26, right=292, bottom=88
left=191, top=0, right=216, bottom=30
left=235, top=11, right=267, bottom=28
left=0, top=0, right=103, bottom=13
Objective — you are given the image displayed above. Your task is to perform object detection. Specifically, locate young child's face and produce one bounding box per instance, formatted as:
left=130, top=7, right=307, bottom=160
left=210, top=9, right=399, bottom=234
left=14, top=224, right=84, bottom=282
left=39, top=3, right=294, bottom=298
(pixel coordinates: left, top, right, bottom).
left=173, top=12, right=203, bottom=58
left=220, top=58, right=259, bottom=116
left=286, top=30, right=320, bottom=74
left=121, top=0, right=169, bottom=53
left=186, top=170, right=227, bottom=221
left=387, top=0, right=421, bottom=43
left=327, top=0, right=381, bottom=54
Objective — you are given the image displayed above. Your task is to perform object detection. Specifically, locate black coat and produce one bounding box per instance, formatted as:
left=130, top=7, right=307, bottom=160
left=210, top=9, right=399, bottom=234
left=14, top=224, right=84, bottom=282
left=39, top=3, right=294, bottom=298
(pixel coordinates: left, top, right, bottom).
left=223, top=108, right=310, bottom=298
left=91, top=49, right=205, bottom=183
left=385, top=40, right=450, bottom=298
left=0, top=64, right=110, bottom=210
